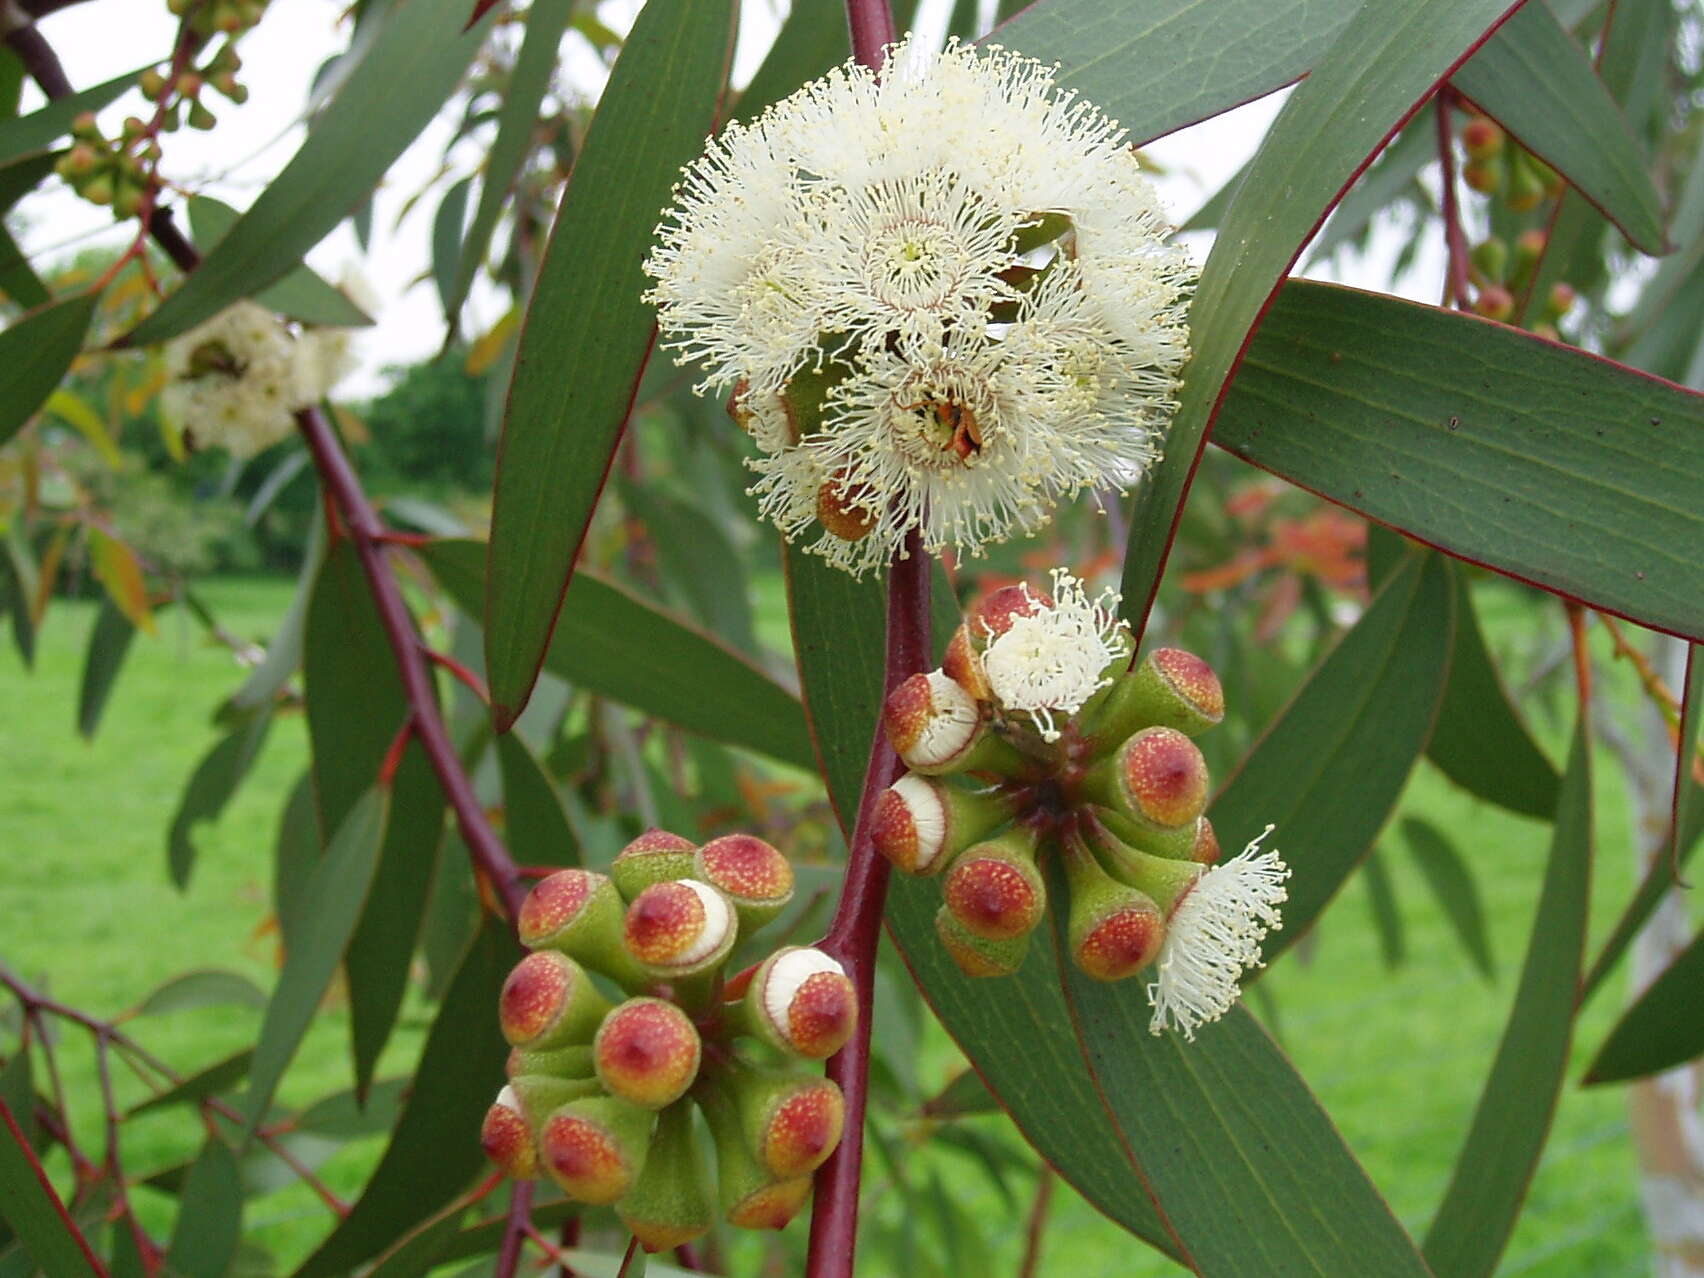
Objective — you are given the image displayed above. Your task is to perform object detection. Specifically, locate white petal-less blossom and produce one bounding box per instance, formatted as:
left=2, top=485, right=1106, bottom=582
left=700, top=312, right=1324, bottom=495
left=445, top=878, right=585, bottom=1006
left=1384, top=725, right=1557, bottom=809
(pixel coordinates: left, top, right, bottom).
left=1147, top=826, right=1290, bottom=1039
left=979, top=568, right=1128, bottom=742
left=644, top=35, right=1193, bottom=575
left=160, top=301, right=356, bottom=459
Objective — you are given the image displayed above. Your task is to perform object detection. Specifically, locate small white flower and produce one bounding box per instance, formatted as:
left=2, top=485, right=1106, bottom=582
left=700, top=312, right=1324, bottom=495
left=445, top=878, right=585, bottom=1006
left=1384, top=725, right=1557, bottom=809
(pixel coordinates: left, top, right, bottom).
left=980, top=569, right=1126, bottom=742
left=1147, top=826, right=1290, bottom=1040
left=644, top=35, right=1192, bottom=575
left=159, top=301, right=355, bottom=459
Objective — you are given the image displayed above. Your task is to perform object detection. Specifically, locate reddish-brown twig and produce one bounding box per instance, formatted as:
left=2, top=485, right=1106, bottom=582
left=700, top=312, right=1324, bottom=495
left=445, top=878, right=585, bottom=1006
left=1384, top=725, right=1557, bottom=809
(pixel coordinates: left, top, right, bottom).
left=1434, top=88, right=1472, bottom=309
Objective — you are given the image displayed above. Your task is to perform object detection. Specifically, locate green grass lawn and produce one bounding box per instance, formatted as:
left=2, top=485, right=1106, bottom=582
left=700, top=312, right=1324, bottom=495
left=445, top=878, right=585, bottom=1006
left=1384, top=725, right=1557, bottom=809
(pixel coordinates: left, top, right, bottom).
left=0, top=575, right=1678, bottom=1275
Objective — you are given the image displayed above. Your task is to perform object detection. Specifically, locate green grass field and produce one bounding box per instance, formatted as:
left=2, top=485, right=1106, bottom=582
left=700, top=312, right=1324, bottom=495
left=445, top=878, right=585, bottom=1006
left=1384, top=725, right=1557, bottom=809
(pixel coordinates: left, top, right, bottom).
left=0, top=576, right=1673, bottom=1275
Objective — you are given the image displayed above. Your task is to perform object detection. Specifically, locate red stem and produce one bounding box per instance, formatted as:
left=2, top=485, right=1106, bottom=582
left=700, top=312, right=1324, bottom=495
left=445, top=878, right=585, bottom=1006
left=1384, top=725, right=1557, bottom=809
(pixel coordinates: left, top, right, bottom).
left=808, top=532, right=930, bottom=1278
left=493, top=1180, right=534, bottom=1278
left=425, top=646, right=492, bottom=704
left=0, top=1100, right=110, bottom=1276
left=1435, top=89, right=1472, bottom=309
left=846, top=0, right=897, bottom=67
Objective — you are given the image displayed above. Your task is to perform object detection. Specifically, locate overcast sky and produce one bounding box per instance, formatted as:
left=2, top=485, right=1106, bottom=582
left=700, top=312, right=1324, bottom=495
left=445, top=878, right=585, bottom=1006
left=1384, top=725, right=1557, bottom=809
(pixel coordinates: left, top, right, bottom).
left=14, top=0, right=1420, bottom=398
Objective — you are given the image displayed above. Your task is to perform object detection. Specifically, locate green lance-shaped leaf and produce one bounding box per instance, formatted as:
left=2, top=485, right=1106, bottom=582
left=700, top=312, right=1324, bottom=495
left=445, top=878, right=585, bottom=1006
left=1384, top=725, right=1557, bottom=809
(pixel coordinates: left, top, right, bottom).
left=484, top=0, right=737, bottom=729
left=1361, top=849, right=1406, bottom=970
left=1114, top=0, right=1525, bottom=629
left=1426, top=565, right=1559, bottom=819
left=292, top=918, right=519, bottom=1278
left=422, top=539, right=815, bottom=770
left=185, top=196, right=372, bottom=328
left=495, top=731, right=581, bottom=868
left=1402, top=816, right=1495, bottom=980
left=76, top=596, right=137, bottom=741
left=620, top=481, right=757, bottom=651
left=167, top=710, right=272, bottom=889
left=1000, top=1, right=1658, bottom=253
left=1216, top=280, right=1704, bottom=644
left=1583, top=645, right=1704, bottom=999
left=0, top=221, right=49, bottom=310
left=0, top=292, right=98, bottom=451
left=125, top=0, right=500, bottom=346
left=0, top=67, right=140, bottom=166
left=304, top=540, right=414, bottom=839
left=1210, top=550, right=1454, bottom=962
left=242, top=788, right=389, bottom=1137
left=447, top=0, right=575, bottom=320
left=1586, top=925, right=1704, bottom=1085
left=347, top=741, right=446, bottom=1100
left=1449, top=1, right=1664, bottom=254
left=131, top=969, right=266, bottom=1018
left=732, top=0, right=848, bottom=123
left=1422, top=719, right=1593, bottom=1278
left=0, top=1101, right=103, bottom=1276
left=164, top=1135, right=243, bottom=1278
left=431, top=176, right=472, bottom=320
left=126, top=1049, right=254, bottom=1118
left=791, top=563, right=1427, bottom=1273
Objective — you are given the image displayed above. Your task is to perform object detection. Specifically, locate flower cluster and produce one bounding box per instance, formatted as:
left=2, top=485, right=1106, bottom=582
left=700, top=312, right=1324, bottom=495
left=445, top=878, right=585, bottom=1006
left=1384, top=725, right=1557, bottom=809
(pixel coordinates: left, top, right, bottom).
left=644, top=36, right=1193, bottom=575
left=159, top=300, right=355, bottom=459
left=482, top=831, right=856, bottom=1250
left=871, top=571, right=1289, bottom=1038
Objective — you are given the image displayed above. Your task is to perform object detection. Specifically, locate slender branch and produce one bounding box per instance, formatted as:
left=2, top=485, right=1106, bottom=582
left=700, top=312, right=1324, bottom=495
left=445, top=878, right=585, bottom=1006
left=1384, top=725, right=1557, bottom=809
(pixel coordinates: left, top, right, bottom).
left=1018, top=1169, right=1056, bottom=1278
left=2, top=20, right=72, bottom=96
left=809, top=532, right=931, bottom=1278
left=1434, top=89, right=1472, bottom=309
left=615, top=1237, right=642, bottom=1278
left=1567, top=603, right=1592, bottom=706
left=846, top=0, right=897, bottom=68
left=493, top=1180, right=534, bottom=1278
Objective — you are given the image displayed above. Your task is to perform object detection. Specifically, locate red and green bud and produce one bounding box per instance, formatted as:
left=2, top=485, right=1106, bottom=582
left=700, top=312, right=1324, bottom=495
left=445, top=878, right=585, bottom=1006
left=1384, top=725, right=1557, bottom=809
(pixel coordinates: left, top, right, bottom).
left=616, top=1101, right=713, bottom=1252
left=935, top=906, right=1029, bottom=978
left=1086, top=647, right=1224, bottom=747
left=1090, top=827, right=1207, bottom=916
left=1081, top=727, right=1209, bottom=833
left=966, top=583, right=1049, bottom=647
left=506, top=1043, right=595, bottom=1080
left=538, top=1095, right=656, bottom=1205
left=499, top=951, right=613, bottom=1051
left=942, top=623, right=993, bottom=701
left=941, top=828, right=1045, bottom=942
left=1462, top=160, right=1501, bottom=195
left=816, top=476, right=878, bottom=542
left=695, top=833, right=795, bottom=932
left=1544, top=281, right=1576, bottom=321
left=623, top=879, right=737, bottom=979
left=1473, top=284, right=1514, bottom=322
left=518, top=868, right=648, bottom=987
left=507, top=1073, right=603, bottom=1127
left=713, top=1058, right=845, bottom=1178
left=1506, top=151, right=1546, bottom=212
left=736, top=946, right=857, bottom=1059
left=1470, top=236, right=1508, bottom=283
left=593, top=997, right=703, bottom=1109
left=1095, top=807, right=1217, bottom=863
left=870, top=773, right=1010, bottom=876
left=612, top=829, right=698, bottom=900
left=1062, top=834, right=1166, bottom=982
left=1460, top=115, right=1503, bottom=161
left=481, top=1086, right=537, bottom=1180
left=882, top=670, right=988, bottom=775
left=698, top=1075, right=815, bottom=1231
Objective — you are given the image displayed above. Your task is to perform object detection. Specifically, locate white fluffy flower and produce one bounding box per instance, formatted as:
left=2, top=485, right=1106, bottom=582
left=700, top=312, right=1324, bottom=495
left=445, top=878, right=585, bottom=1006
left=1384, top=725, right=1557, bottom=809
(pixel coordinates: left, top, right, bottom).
left=1147, top=826, right=1290, bottom=1039
left=644, top=35, right=1192, bottom=575
left=980, top=569, right=1127, bottom=742
left=159, top=301, right=356, bottom=459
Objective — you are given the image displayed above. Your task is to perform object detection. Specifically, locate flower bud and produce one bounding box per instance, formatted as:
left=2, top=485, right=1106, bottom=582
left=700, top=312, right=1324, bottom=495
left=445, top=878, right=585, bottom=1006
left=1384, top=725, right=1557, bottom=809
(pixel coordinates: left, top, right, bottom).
left=624, top=879, right=737, bottom=979
left=737, top=946, right=857, bottom=1059
left=1506, top=152, right=1545, bottom=212
left=1190, top=816, right=1221, bottom=866
left=935, top=905, right=1029, bottom=978
left=499, top=951, right=614, bottom=1051
left=1086, top=647, right=1224, bottom=748
left=715, top=1058, right=845, bottom=1178
left=1544, top=281, right=1576, bottom=320
left=1462, top=161, right=1501, bottom=195
left=1469, top=236, right=1507, bottom=282
left=942, top=623, right=992, bottom=701
left=1059, top=832, right=1167, bottom=982
left=870, top=773, right=1010, bottom=876
left=140, top=68, right=168, bottom=99
left=611, top=829, right=698, bottom=900
left=508, top=1073, right=603, bottom=1127
left=882, top=670, right=986, bottom=775
left=941, top=829, right=1045, bottom=942
left=594, top=997, right=703, bottom=1110
left=187, top=100, right=217, bottom=131
left=1473, top=284, right=1514, bottom=322
left=966, top=583, right=1049, bottom=648
left=616, top=1101, right=713, bottom=1252
left=506, top=1043, right=595, bottom=1080
left=538, top=1095, right=656, bottom=1205
left=1095, top=808, right=1217, bottom=863
left=1530, top=155, right=1562, bottom=198
left=816, top=477, right=877, bottom=541
left=480, top=1086, right=536, bottom=1179
left=1080, top=727, right=1209, bottom=833
left=1461, top=115, right=1503, bottom=161
left=71, top=110, right=101, bottom=140
left=1088, top=830, right=1204, bottom=916
left=695, top=833, right=794, bottom=932
left=698, top=1076, right=815, bottom=1231
left=519, top=868, right=650, bottom=989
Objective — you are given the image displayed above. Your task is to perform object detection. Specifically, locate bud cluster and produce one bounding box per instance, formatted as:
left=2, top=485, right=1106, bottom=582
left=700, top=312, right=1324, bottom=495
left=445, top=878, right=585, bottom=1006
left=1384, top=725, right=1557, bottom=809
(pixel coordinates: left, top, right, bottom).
left=873, top=571, right=1289, bottom=1038
left=1454, top=114, right=1576, bottom=336
left=482, top=832, right=857, bottom=1249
